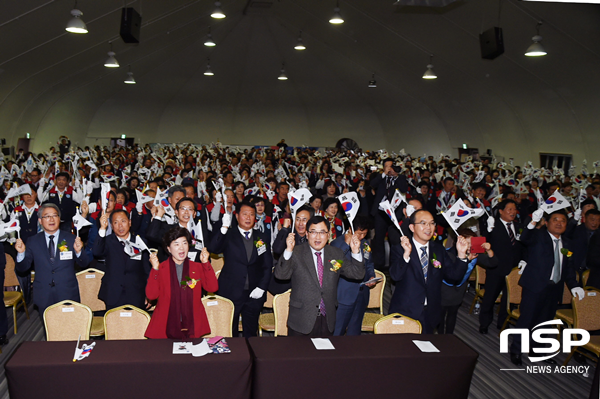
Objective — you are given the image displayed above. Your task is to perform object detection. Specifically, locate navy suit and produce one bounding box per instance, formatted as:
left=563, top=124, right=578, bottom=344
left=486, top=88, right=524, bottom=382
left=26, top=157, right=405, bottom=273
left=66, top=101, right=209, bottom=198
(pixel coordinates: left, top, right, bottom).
left=210, top=225, right=272, bottom=337
left=511, top=226, right=580, bottom=354
left=389, top=240, right=468, bottom=334
left=92, top=232, right=151, bottom=310
left=332, top=236, right=375, bottom=336
left=567, top=224, right=595, bottom=273
left=16, top=231, right=90, bottom=314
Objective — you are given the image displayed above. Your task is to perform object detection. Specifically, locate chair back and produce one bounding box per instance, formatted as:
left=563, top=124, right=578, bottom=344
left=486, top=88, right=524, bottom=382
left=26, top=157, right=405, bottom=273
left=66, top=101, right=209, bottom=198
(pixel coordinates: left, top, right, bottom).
left=505, top=268, right=522, bottom=306
left=561, top=283, right=573, bottom=305
left=572, top=289, right=600, bottom=331
left=202, top=295, right=234, bottom=337
left=582, top=269, right=590, bottom=288
left=4, top=254, right=21, bottom=288
left=263, top=290, right=274, bottom=309
left=366, top=270, right=386, bottom=313
left=76, top=268, right=106, bottom=312
left=104, top=305, right=151, bottom=340
left=273, top=290, right=291, bottom=337
left=374, top=313, right=422, bottom=334
left=475, top=266, right=486, bottom=295
left=210, top=257, right=224, bottom=274
left=44, top=300, right=93, bottom=341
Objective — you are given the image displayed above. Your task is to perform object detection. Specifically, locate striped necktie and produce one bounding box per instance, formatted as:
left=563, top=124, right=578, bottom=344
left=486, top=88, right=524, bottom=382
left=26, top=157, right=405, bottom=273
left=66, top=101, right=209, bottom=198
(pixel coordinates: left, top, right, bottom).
left=507, top=222, right=515, bottom=246
left=315, top=252, right=326, bottom=316
left=420, top=247, right=428, bottom=282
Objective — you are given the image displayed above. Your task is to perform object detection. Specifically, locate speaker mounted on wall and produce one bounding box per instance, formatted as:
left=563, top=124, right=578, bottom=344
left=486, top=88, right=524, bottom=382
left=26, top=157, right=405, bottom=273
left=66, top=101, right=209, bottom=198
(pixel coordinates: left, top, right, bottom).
left=120, top=8, right=141, bottom=44
left=479, top=27, right=504, bottom=60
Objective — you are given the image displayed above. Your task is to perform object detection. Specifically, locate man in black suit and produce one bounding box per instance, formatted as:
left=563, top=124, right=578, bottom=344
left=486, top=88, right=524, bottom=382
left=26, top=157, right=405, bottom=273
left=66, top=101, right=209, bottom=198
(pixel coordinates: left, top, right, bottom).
left=15, top=203, right=89, bottom=315
left=479, top=200, right=526, bottom=334
left=93, top=209, right=151, bottom=311
left=13, top=184, right=39, bottom=302
left=567, top=208, right=599, bottom=274
left=388, top=209, right=469, bottom=334
left=274, top=215, right=365, bottom=337
left=509, top=210, right=584, bottom=365
left=369, top=158, right=408, bottom=270
left=210, top=201, right=272, bottom=337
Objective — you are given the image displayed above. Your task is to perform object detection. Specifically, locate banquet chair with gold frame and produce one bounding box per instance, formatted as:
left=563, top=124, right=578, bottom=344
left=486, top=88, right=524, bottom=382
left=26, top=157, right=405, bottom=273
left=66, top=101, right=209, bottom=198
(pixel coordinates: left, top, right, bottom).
left=76, top=268, right=106, bottom=338
left=273, top=290, right=291, bottom=337
left=202, top=294, right=234, bottom=338
left=360, top=270, right=387, bottom=332
left=4, top=253, right=29, bottom=334
left=104, top=305, right=151, bottom=340
left=499, top=268, right=522, bottom=333
left=374, top=313, right=422, bottom=334
left=258, top=291, right=275, bottom=336
left=210, top=256, right=224, bottom=275
left=563, top=289, right=600, bottom=366
left=43, top=300, right=92, bottom=341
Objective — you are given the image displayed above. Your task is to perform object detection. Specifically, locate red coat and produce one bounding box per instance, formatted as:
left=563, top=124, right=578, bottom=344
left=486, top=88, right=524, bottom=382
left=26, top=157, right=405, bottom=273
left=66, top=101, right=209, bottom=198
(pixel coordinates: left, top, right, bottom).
left=145, top=259, right=219, bottom=339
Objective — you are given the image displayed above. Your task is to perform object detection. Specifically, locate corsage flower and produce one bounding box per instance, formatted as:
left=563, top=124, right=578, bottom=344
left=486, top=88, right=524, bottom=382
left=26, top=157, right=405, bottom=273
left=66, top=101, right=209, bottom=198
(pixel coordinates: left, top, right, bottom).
left=560, top=248, right=573, bottom=258
left=330, top=259, right=343, bottom=272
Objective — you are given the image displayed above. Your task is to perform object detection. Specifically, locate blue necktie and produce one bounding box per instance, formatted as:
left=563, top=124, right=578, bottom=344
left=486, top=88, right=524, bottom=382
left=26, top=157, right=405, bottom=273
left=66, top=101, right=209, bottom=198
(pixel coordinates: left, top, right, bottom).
left=244, top=232, right=250, bottom=240
left=420, top=247, right=428, bottom=282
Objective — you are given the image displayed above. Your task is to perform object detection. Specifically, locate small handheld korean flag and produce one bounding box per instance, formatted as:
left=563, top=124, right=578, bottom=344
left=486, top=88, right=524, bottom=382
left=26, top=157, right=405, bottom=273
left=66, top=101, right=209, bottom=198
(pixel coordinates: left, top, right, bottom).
left=534, top=188, right=545, bottom=209
left=578, top=187, right=587, bottom=210
left=72, top=209, right=92, bottom=237
left=540, top=189, right=571, bottom=214
left=337, top=192, right=360, bottom=234
left=123, top=236, right=149, bottom=257
left=442, top=199, right=485, bottom=236
left=4, top=217, right=21, bottom=239
left=5, top=183, right=32, bottom=200
left=73, top=335, right=96, bottom=362
left=379, top=199, right=404, bottom=236
left=288, top=188, right=312, bottom=231
left=390, top=189, right=406, bottom=211
left=135, top=190, right=154, bottom=213
left=100, top=183, right=111, bottom=211
left=188, top=219, right=205, bottom=250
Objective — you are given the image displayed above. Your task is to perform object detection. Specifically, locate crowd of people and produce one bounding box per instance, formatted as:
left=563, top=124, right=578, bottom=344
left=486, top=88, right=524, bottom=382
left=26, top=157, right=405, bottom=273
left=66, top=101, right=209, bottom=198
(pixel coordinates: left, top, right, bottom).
left=0, top=138, right=599, bottom=365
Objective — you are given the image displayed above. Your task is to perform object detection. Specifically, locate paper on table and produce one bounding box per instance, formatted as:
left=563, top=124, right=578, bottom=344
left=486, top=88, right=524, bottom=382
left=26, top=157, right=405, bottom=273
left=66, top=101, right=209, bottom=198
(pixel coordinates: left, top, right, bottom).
left=173, top=342, right=192, bottom=354
left=191, top=339, right=212, bottom=357
left=311, top=338, right=335, bottom=350
left=412, top=340, right=440, bottom=353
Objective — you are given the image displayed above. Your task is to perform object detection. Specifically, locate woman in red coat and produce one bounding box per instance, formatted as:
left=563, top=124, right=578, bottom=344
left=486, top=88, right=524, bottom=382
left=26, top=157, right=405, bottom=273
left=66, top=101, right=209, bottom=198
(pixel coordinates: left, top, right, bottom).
left=145, top=226, right=218, bottom=339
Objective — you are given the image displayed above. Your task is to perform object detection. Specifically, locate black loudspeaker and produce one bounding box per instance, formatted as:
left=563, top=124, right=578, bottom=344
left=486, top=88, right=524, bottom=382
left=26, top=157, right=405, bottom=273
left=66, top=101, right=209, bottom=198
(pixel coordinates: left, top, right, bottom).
left=487, top=149, right=492, bottom=156
left=120, top=8, right=141, bottom=44
left=479, top=27, right=504, bottom=60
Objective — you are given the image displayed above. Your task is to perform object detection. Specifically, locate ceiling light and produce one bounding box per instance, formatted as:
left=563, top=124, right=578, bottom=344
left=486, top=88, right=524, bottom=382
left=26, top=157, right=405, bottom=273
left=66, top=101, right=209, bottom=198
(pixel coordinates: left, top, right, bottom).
left=294, top=31, right=306, bottom=50
left=104, top=44, right=119, bottom=68
left=204, top=59, right=214, bottom=76
left=124, top=66, right=136, bottom=84
left=368, top=73, right=376, bottom=88
left=278, top=63, right=288, bottom=80
left=525, top=22, right=547, bottom=57
left=422, top=55, right=437, bottom=79
left=204, top=27, right=216, bottom=47
left=65, top=8, right=88, bottom=34
left=211, top=2, right=226, bottom=19
left=329, top=2, right=344, bottom=24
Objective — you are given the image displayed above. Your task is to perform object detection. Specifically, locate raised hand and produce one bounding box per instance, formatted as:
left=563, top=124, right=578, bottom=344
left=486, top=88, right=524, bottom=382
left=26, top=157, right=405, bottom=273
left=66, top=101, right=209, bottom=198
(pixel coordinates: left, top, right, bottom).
left=285, top=233, right=296, bottom=252
left=283, top=218, right=291, bottom=229
left=80, top=200, right=89, bottom=218
left=456, top=236, right=468, bottom=259
left=99, top=211, right=109, bottom=230
left=350, top=233, right=361, bottom=254
left=400, top=236, right=412, bottom=259
left=200, top=247, right=209, bottom=264
left=15, top=238, right=25, bottom=253
left=150, top=252, right=160, bottom=270
left=74, top=237, right=84, bottom=253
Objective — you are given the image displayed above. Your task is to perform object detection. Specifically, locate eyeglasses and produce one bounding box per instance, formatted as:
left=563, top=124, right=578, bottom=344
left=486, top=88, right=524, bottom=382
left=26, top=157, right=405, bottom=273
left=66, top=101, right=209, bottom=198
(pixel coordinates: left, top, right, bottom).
left=179, top=207, right=195, bottom=212
left=415, top=221, right=436, bottom=228
left=41, top=214, right=60, bottom=220
left=308, top=230, right=328, bottom=237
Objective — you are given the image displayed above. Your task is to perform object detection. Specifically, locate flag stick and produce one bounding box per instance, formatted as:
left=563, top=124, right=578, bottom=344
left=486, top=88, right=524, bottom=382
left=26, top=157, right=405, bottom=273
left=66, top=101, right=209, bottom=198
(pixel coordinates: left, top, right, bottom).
left=291, top=210, right=296, bottom=232
left=73, top=335, right=81, bottom=362
left=477, top=198, right=491, bottom=217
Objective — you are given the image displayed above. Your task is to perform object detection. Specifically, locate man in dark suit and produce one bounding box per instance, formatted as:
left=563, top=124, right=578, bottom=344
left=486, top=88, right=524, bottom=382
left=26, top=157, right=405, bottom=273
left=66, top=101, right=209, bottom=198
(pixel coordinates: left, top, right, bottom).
left=15, top=203, right=89, bottom=316
left=0, top=243, right=7, bottom=345
left=479, top=199, right=526, bottom=334
left=332, top=215, right=377, bottom=336
left=93, top=209, right=151, bottom=311
left=210, top=201, right=272, bottom=338
left=509, top=210, right=584, bottom=365
left=369, top=158, right=408, bottom=270
left=388, top=209, right=469, bottom=334
left=13, top=184, right=39, bottom=303
left=275, top=215, right=365, bottom=337
left=567, top=208, right=599, bottom=274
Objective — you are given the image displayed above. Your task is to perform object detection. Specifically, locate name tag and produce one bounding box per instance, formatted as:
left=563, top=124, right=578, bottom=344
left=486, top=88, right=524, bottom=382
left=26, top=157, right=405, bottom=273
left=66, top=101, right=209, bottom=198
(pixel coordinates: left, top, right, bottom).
left=188, top=252, right=197, bottom=261
left=60, top=251, right=73, bottom=260
left=62, top=307, right=74, bottom=312
left=206, top=301, right=218, bottom=306
left=257, top=245, right=267, bottom=256
left=392, top=319, right=405, bottom=325
left=195, top=242, right=204, bottom=251
left=85, top=275, right=96, bottom=279
left=589, top=292, right=597, bottom=297
left=120, top=312, right=132, bottom=317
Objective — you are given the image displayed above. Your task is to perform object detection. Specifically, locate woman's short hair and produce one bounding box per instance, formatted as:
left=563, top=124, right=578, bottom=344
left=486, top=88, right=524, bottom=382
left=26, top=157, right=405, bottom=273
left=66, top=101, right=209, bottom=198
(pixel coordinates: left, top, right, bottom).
left=163, top=226, right=192, bottom=252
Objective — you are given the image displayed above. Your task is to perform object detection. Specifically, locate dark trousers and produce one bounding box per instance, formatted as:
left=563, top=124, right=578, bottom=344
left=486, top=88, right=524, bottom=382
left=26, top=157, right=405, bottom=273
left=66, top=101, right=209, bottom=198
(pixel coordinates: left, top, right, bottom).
left=439, top=304, right=461, bottom=334
left=510, top=283, right=563, bottom=354
left=232, top=290, right=264, bottom=338
left=479, top=271, right=508, bottom=329
left=334, top=288, right=370, bottom=336
left=288, top=315, right=332, bottom=337
left=0, top=268, right=7, bottom=337
left=372, top=213, right=400, bottom=269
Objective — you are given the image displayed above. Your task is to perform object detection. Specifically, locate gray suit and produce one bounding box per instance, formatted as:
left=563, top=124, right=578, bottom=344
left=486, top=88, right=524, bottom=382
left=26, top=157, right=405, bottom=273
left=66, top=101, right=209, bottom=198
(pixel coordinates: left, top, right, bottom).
left=275, top=243, right=364, bottom=334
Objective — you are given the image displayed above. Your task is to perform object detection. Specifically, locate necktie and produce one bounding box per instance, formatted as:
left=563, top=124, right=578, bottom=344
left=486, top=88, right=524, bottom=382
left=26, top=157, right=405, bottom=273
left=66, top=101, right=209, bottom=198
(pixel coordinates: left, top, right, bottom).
left=445, top=192, right=451, bottom=204
left=315, top=252, right=326, bottom=316
left=385, top=176, right=392, bottom=189
left=420, top=247, right=428, bottom=282
left=244, top=232, right=250, bottom=240
left=552, top=239, right=561, bottom=283
left=48, top=235, right=55, bottom=261
left=507, top=222, right=515, bottom=246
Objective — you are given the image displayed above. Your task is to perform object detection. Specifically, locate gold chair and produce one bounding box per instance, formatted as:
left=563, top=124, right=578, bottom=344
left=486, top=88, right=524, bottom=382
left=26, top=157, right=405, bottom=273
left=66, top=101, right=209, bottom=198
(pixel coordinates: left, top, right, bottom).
left=582, top=269, right=590, bottom=287
left=202, top=294, right=234, bottom=338
left=374, top=313, right=422, bottom=334
left=361, top=270, right=387, bottom=332
left=76, top=268, right=106, bottom=338
left=469, top=266, right=486, bottom=314
left=556, top=283, right=576, bottom=330
left=563, top=289, right=600, bottom=366
left=258, top=291, right=275, bottom=337
left=4, top=254, right=29, bottom=334
left=210, top=256, right=224, bottom=275
left=273, top=290, right=291, bottom=337
left=499, top=268, right=522, bottom=332
left=43, top=300, right=92, bottom=341
left=104, top=305, right=151, bottom=340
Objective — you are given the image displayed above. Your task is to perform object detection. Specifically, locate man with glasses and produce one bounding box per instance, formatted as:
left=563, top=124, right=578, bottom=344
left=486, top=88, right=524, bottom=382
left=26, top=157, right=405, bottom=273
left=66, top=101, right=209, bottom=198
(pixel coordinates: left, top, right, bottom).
left=275, top=215, right=365, bottom=337
left=27, top=168, right=43, bottom=190
left=44, top=172, right=79, bottom=231
left=388, top=209, right=469, bottom=334
left=15, top=203, right=89, bottom=316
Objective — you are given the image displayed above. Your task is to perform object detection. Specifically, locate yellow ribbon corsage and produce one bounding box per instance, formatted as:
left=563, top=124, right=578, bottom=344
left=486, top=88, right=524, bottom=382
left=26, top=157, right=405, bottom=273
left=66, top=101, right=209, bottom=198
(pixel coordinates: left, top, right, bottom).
left=560, top=248, right=573, bottom=258
left=330, top=259, right=343, bottom=272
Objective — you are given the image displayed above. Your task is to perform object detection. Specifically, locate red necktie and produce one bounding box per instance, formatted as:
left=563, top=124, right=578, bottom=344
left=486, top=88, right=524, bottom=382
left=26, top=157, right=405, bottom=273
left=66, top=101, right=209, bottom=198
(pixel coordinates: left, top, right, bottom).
left=315, top=252, right=326, bottom=316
